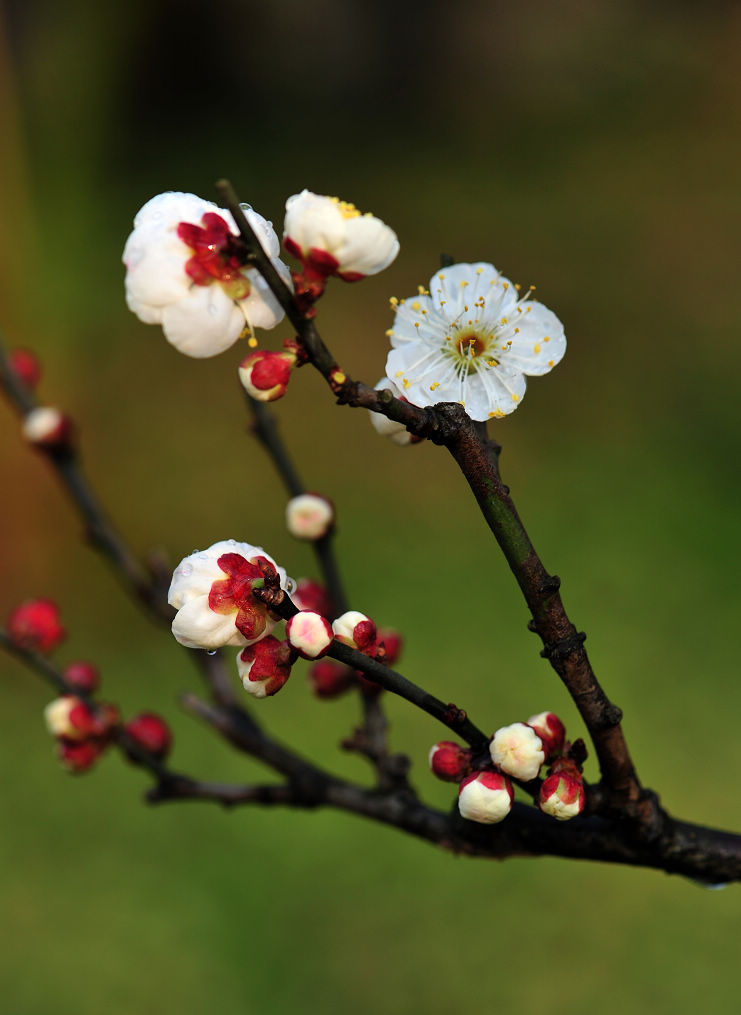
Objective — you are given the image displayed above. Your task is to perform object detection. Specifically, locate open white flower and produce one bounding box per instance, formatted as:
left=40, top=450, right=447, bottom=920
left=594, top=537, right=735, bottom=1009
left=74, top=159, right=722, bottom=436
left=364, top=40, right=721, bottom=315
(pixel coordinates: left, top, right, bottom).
left=123, top=192, right=290, bottom=357
left=385, top=262, right=566, bottom=421
left=284, top=190, right=399, bottom=280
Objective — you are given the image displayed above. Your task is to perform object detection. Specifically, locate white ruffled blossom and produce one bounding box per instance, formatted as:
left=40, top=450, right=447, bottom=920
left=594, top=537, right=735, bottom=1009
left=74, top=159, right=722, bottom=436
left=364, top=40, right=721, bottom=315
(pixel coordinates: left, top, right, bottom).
left=284, top=190, right=399, bottom=279
left=490, top=722, right=545, bottom=781
left=123, top=191, right=291, bottom=357
left=385, top=262, right=566, bottom=421
left=168, top=540, right=290, bottom=651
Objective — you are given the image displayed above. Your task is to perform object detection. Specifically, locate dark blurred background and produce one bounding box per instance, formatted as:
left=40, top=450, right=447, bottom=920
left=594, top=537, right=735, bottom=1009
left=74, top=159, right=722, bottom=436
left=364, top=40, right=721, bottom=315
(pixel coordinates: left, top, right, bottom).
left=1, top=1, right=740, bottom=1012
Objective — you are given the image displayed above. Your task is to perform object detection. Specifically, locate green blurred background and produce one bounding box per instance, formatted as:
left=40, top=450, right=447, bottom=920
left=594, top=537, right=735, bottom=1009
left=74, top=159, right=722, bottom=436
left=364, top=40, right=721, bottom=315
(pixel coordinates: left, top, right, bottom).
left=1, top=0, right=740, bottom=1011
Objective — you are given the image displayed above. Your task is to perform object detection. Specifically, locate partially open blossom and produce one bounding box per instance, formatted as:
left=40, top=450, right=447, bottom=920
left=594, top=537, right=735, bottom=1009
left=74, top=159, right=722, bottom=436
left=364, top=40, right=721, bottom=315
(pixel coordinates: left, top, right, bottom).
left=332, top=611, right=377, bottom=652
left=237, top=635, right=293, bottom=698
left=44, top=696, right=100, bottom=741
left=284, top=191, right=399, bottom=282
left=490, top=722, right=545, bottom=781
left=527, top=711, right=566, bottom=760
left=123, top=192, right=290, bottom=357
left=368, top=379, right=423, bottom=446
left=308, top=659, right=354, bottom=699
left=63, top=661, right=101, bottom=694
left=285, top=493, right=334, bottom=541
left=57, top=737, right=105, bottom=774
left=385, top=262, right=566, bottom=421
left=168, top=540, right=291, bottom=651
left=539, top=768, right=585, bottom=821
left=458, top=770, right=514, bottom=824
left=239, top=349, right=296, bottom=401
left=9, top=347, right=42, bottom=388
left=22, top=407, right=72, bottom=450
left=125, top=713, right=172, bottom=759
left=429, top=741, right=471, bottom=783
left=7, top=598, right=65, bottom=653
left=292, top=578, right=333, bottom=618
left=286, top=611, right=333, bottom=659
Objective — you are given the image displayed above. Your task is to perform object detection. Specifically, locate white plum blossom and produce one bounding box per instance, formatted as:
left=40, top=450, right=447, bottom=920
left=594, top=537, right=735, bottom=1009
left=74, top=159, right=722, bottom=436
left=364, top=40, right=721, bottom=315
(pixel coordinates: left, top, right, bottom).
left=457, top=771, right=514, bottom=824
left=490, top=722, right=545, bottom=781
left=285, top=494, right=335, bottom=541
left=123, top=192, right=290, bottom=357
left=385, top=262, right=566, bottom=421
left=284, top=190, right=399, bottom=280
left=168, top=540, right=290, bottom=651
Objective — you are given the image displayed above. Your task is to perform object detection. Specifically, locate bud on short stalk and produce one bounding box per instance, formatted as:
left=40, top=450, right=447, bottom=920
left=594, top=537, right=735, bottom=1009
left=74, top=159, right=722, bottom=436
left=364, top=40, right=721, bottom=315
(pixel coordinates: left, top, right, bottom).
left=9, top=347, right=42, bottom=388
left=308, top=659, right=354, bottom=699
left=44, top=696, right=99, bottom=741
left=57, top=737, right=105, bottom=774
left=124, top=713, right=173, bottom=760
left=458, top=771, right=514, bottom=824
left=376, top=628, right=403, bottom=666
left=22, top=407, right=73, bottom=450
left=292, top=578, right=333, bottom=617
left=539, top=762, right=585, bottom=821
left=490, top=722, right=545, bottom=781
left=286, top=611, right=333, bottom=659
left=63, top=661, right=101, bottom=694
left=428, top=741, right=471, bottom=783
left=7, top=599, right=66, bottom=653
left=332, top=611, right=377, bottom=652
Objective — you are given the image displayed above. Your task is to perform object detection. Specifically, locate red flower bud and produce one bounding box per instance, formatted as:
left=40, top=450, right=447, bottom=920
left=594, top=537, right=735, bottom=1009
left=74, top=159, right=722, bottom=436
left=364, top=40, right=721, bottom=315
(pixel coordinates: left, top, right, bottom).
left=526, top=711, right=566, bottom=760
left=239, top=350, right=296, bottom=402
left=7, top=599, right=65, bottom=653
left=63, top=660, right=101, bottom=694
left=9, top=347, right=42, bottom=389
left=125, top=713, right=172, bottom=759
left=308, top=659, right=354, bottom=699
left=292, top=578, right=333, bottom=617
left=428, top=741, right=471, bottom=782
left=376, top=628, right=403, bottom=666
left=57, top=737, right=105, bottom=773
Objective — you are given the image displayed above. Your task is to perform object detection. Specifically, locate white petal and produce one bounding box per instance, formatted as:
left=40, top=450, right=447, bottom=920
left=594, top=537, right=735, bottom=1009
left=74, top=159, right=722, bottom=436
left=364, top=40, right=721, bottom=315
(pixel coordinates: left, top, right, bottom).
left=171, top=597, right=246, bottom=650
left=133, top=192, right=218, bottom=233
left=339, top=216, right=399, bottom=275
left=499, top=301, right=566, bottom=376
left=161, top=286, right=245, bottom=357
left=284, top=191, right=346, bottom=253
left=124, top=242, right=191, bottom=309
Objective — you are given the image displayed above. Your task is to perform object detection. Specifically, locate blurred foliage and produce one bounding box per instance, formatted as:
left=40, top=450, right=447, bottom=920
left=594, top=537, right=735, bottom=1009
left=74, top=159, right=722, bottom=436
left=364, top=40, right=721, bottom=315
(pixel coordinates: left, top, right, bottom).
left=1, top=0, right=740, bottom=1012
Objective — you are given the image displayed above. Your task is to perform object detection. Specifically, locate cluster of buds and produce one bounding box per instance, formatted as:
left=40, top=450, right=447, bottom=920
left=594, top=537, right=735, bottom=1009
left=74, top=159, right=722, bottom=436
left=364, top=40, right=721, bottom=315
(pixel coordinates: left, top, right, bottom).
left=44, top=694, right=119, bottom=773
left=428, top=710, right=585, bottom=825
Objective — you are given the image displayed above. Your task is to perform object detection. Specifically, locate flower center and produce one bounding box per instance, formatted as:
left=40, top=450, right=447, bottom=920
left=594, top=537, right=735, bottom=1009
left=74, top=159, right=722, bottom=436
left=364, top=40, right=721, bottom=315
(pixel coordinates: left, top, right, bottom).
left=329, top=197, right=362, bottom=220
left=444, top=328, right=498, bottom=374
left=177, top=213, right=251, bottom=300
left=455, top=332, right=486, bottom=358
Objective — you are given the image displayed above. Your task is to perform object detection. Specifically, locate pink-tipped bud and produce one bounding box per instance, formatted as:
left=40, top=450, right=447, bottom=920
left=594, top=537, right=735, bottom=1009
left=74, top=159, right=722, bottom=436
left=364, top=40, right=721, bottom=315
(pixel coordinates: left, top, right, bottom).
left=458, top=771, right=514, bottom=824
left=308, top=659, right=354, bottom=699
left=124, top=712, right=172, bottom=759
left=9, top=347, right=42, bottom=389
left=63, top=660, right=101, bottom=694
left=285, top=493, right=334, bottom=541
left=7, top=599, right=65, bottom=653
left=286, top=611, right=333, bottom=659
left=237, top=635, right=293, bottom=698
left=489, top=722, right=545, bottom=781
left=238, top=349, right=295, bottom=401
left=539, top=768, right=585, bottom=821
left=526, top=711, right=566, bottom=760
left=376, top=628, right=403, bottom=665
left=22, top=406, right=73, bottom=450
left=332, top=611, right=377, bottom=652
left=292, top=578, right=333, bottom=617
left=44, top=696, right=99, bottom=741
left=428, top=741, right=471, bottom=783
left=57, top=737, right=105, bottom=774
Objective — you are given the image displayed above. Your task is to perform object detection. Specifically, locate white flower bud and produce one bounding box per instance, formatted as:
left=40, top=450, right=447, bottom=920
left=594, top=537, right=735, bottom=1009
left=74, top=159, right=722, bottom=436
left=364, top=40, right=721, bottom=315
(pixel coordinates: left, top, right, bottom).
left=285, top=494, right=334, bottom=541
left=331, top=611, right=376, bottom=650
left=286, top=611, right=333, bottom=659
left=22, top=407, right=70, bottom=447
left=490, top=722, right=545, bottom=781
left=458, top=771, right=513, bottom=824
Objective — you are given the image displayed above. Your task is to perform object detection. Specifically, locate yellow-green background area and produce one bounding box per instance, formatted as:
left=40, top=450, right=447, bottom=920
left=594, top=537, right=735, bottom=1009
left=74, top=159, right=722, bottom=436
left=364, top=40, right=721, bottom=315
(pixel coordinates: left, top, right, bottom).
left=1, top=1, right=739, bottom=1012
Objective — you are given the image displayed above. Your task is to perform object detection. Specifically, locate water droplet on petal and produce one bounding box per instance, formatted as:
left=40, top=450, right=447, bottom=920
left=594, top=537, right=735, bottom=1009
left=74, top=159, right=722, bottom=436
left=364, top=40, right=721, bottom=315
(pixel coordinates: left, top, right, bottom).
left=179, top=563, right=193, bottom=577
left=285, top=577, right=296, bottom=595
left=207, top=303, right=218, bottom=317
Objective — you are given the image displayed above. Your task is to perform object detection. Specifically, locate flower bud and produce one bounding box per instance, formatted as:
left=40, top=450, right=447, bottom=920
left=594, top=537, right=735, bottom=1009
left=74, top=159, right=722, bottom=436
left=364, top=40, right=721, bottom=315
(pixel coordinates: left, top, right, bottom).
left=526, top=711, right=566, bottom=760
left=9, top=347, right=42, bottom=389
left=458, top=771, right=514, bottom=824
left=308, top=659, right=354, bottom=699
left=124, top=713, right=173, bottom=759
left=539, top=769, right=585, bottom=821
left=238, top=349, right=296, bottom=401
left=376, top=628, right=403, bottom=666
left=285, top=493, right=335, bottom=541
left=490, top=722, right=545, bottom=781
left=332, top=611, right=377, bottom=652
left=57, top=737, right=105, bottom=774
left=286, top=611, right=333, bottom=659
left=44, top=696, right=99, bottom=741
left=22, top=406, right=72, bottom=450
left=237, top=635, right=293, bottom=698
left=63, top=660, right=101, bottom=694
left=292, top=578, right=333, bottom=617
left=428, top=741, right=471, bottom=783
left=168, top=540, right=290, bottom=650
left=7, top=598, right=65, bottom=653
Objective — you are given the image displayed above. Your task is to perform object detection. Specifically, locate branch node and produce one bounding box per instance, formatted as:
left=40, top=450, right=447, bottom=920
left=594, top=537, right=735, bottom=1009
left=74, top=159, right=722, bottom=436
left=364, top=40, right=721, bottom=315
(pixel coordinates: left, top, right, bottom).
left=538, top=574, right=561, bottom=595
left=540, top=631, right=586, bottom=661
